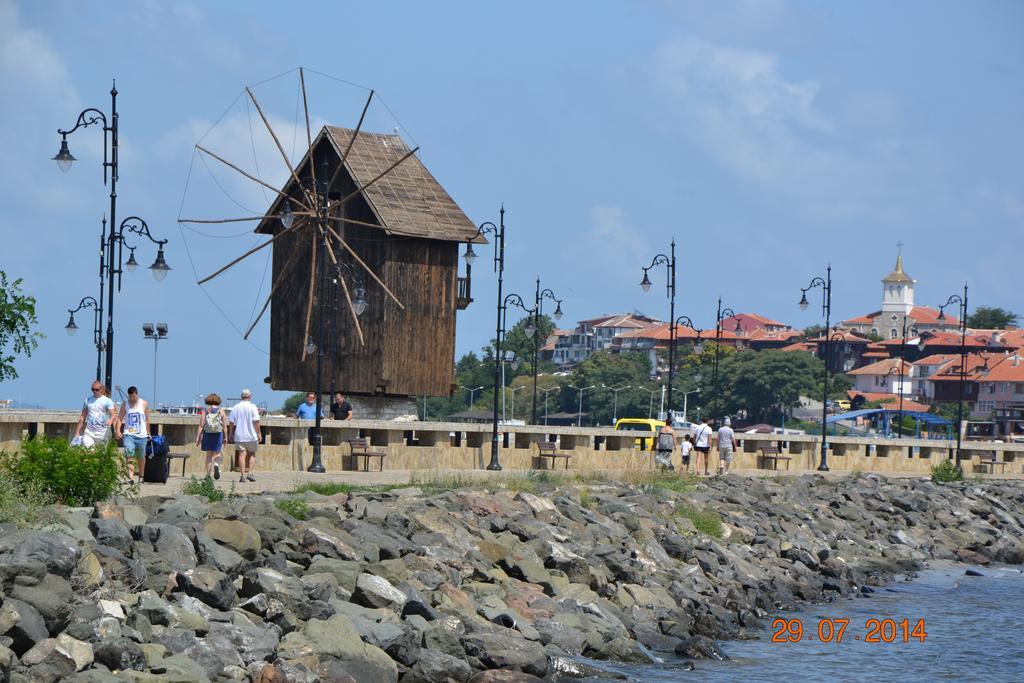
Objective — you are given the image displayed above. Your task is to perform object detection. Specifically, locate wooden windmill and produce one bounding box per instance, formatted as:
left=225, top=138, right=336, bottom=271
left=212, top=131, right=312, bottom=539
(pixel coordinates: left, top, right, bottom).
left=180, top=69, right=484, bottom=400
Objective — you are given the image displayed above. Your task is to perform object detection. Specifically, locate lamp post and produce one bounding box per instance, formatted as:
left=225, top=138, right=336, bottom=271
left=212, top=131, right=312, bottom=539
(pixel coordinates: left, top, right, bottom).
left=569, top=384, right=596, bottom=427
left=65, top=296, right=102, bottom=382
left=602, top=384, right=632, bottom=424
left=461, top=385, right=485, bottom=408
left=141, top=323, right=168, bottom=408
left=672, top=314, right=702, bottom=421
left=884, top=366, right=906, bottom=438
left=55, top=83, right=171, bottom=389
left=638, top=387, right=659, bottom=419
left=938, top=284, right=969, bottom=468
left=464, top=211, right=507, bottom=470
left=640, top=240, right=677, bottom=412
left=798, top=265, right=833, bottom=471
left=490, top=292, right=536, bottom=469
left=889, top=311, right=911, bottom=438
left=540, top=386, right=561, bottom=426
left=713, top=299, right=742, bottom=428
left=681, top=387, right=701, bottom=423
left=509, top=386, right=525, bottom=421
left=532, top=278, right=563, bottom=424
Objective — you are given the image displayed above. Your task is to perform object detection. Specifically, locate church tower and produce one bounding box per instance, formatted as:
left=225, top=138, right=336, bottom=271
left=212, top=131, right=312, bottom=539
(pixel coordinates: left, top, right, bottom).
left=881, top=248, right=915, bottom=317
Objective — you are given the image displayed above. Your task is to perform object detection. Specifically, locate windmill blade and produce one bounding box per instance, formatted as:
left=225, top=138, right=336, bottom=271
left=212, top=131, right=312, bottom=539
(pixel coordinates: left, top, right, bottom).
left=179, top=213, right=312, bottom=225
left=243, top=245, right=303, bottom=339
left=196, top=217, right=309, bottom=286
left=301, top=226, right=317, bottom=362
left=326, top=89, right=374, bottom=191
left=245, top=86, right=314, bottom=208
left=321, top=229, right=365, bottom=346
left=325, top=223, right=404, bottom=310
left=299, top=68, right=318, bottom=209
left=196, top=144, right=312, bottom=213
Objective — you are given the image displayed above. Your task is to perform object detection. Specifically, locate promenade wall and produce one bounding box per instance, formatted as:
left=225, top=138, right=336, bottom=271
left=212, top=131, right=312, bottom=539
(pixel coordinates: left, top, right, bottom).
left=2, top=412, right=1022, bottom=476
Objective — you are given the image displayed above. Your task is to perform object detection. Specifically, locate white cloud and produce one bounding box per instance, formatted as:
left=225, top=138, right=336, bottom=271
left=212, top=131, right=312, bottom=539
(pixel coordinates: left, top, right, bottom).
left=589, top=204, right=648, bottom=266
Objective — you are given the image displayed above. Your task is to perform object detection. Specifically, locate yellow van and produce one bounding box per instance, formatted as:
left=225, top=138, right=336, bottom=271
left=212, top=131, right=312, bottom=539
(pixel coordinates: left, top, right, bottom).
left=614, top=418, right=663, bottom=451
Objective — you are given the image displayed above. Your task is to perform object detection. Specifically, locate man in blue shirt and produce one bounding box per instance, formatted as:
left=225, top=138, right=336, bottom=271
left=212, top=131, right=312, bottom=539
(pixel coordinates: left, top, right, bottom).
left=295, top=392, right=323, bottom=419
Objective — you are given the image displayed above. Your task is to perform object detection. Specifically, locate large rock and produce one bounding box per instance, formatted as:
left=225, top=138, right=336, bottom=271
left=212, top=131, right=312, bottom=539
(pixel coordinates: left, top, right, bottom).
left=278, top=613, right=398, bottom=682
left=675, top=635, right=730, bottom=660
left=89, top=517, right=134, bottom=555
left=241, top=568, right=314, bottom=620
left=178, top=566, right=236, bottom=611
left=461, top=632, right=548, bottom=677
left=9, top=573, right=75, bottom=633
left=0, top=531, right=81, bottom=578
left=1, top=597, right=48, bottom=655
left=307, top=558, right=361, bottom=595
left=133, top=523, right=198, bottom=572
left=404, top=648, right=473, bottom=682
left=352, top=573, right=408, bottom=612
left=194, top=529, right=245, bottom=573
left=208, top=618, right=281, bottom=666
left=93, top=636, right=147, bottom=671
left=55, top=633, right=94, bottom=672
left=204, top=519, right=262, bottom=560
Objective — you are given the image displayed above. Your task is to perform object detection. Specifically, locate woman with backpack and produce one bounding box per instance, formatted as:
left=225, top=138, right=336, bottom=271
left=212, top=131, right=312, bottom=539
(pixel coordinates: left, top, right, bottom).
left=196, top=393, right=228, bottom=480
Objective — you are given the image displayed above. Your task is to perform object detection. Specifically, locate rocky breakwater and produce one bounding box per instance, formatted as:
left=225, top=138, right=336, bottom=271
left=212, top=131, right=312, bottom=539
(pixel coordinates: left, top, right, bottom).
left=1, top=473, right=1024, bottom=682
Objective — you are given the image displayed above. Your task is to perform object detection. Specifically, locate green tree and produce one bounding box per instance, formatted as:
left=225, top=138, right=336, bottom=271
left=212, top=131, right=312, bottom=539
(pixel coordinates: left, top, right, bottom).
left=281, top=392, right=306, bottom=414
left=799, top=324, right=827, bottom=341
left=967, top=306, right=1019, bottom=330
left=500, top=314, right=556, bottom=377
left=0, top=272, right=42, bottom=382
left=561, top=350, right=655, bottom=425
left=716, top=350, right=822, bottom=423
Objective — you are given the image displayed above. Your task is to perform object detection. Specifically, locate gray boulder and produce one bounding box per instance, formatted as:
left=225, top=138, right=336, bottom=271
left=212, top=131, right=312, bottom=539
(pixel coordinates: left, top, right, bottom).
left=0, top=532, right=81, bottom=578
left=405, top=649, right=473, bottom=683
left=461, top=632, right=549, bottom=677
left=88, top=517, right=134, bottom=555
left=133, top=523, right=198, bottom=572
left=1, top=597, right=48, bottom=655
left=352, top=573, right=407, bottom=612
left=278, top=613, right=397, bottom=682
left=178, top=566, right=236, bottom=611
left=93, top=636, right=146, bottom=671
left=9, top=573, right=75, bottom=634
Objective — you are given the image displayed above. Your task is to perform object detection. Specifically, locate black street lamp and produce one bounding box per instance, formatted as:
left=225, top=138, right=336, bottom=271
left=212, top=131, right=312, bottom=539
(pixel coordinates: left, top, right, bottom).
left=672, top=314, right=702, bottom=421
left=640, top=240, right=677, bottom=412
left=56, top=81, right=171, bottom=389
left=531, top=277, right=563, bottom=424
left=65, top=296, right=102, bottom=382
left=884, top=365, right=907, bottom=438
left=712, top=299, right=742, bottom=428
left=799, top=265, right=833, bottom=471
left=488, top=292, right=536, bottom=468
left=938, top=284, right=969, bottom=469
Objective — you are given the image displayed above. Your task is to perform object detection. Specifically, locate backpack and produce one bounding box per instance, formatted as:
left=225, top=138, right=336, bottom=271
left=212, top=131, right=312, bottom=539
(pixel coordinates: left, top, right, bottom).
left=657, top=430, right=675, bottom=451
left=203, top=409, right=223, bottom=433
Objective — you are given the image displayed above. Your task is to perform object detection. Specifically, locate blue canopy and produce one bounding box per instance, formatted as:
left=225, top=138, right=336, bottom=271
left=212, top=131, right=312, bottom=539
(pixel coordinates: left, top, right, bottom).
left=826, top=408, right=952, bottom=426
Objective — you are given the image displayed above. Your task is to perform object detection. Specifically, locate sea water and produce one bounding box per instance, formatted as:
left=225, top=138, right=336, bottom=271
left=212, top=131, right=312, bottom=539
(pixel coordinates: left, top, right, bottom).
left=584, top=564, right=1024, bottom=682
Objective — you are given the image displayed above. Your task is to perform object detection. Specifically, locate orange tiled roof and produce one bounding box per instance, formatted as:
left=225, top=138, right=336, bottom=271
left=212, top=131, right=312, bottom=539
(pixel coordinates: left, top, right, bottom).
left=845, top=390, right=930, bottom=413
left=842, top=306, right=959, bottom=327
left=981, top=354, right=1024, bottom=382
left=847, top=357, right=913, bottom=376
left=780, top=341, right=817, bottom=353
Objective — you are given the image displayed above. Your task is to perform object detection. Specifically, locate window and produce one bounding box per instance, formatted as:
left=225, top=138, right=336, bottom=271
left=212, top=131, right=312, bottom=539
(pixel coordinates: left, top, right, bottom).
left=871, top=328, right=879, bottom=336
left=1016, top=383, right=1024, bottom=395
left=976, top=400, right=994, bottom=413
left=891, top=329, right=898, bottom=339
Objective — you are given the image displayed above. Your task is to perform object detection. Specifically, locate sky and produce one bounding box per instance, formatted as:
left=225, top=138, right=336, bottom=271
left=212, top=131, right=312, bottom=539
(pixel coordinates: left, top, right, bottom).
left=1, top=0, right=1022, bottom=409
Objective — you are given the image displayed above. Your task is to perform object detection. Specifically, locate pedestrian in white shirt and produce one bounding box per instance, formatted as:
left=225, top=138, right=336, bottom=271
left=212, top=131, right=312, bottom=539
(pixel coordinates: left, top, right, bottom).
left=75, top=381, right=116, bottom=447
left=229, top=389, right=262, bottom=483
left=693, top=417, right=713, bottom=476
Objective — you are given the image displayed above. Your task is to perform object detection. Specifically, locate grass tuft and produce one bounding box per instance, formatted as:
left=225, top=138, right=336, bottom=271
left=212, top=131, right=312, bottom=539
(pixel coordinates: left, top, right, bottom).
left=182, top=475, right=225, bottom=502
left=275, top=497, right=309, bottom=520
left=674, top=504, right=723, bottom=538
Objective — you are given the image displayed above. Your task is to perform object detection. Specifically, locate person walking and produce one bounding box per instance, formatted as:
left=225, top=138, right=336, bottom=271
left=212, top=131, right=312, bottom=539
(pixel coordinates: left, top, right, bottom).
left=114, top=386, right=149, bottom=480
left=680, top=434, right=694, bottom=475
left=717, top=417, right=737, bottom=475
left=655, top=419, right=675, bottom=470
left=330, top=392, right=353, bottom=420
left=693, top=417, right=713, bottom=475
left=196, top=393, right=228, bottom=480
left=229, top=389, right=262, bottom=483
left=75, top=380, right=116, bottom=447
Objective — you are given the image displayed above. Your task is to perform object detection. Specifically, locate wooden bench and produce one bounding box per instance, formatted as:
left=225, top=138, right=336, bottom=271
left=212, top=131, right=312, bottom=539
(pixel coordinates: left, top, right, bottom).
left=759, top=445, right=792, bottom=470
left=537, top=441, right=571, bottom=470
left=167, top=452, right=190, bottom=477
left=347, top=438, right=386, bottom=472
left=972, top=451, right=1007, bottom=475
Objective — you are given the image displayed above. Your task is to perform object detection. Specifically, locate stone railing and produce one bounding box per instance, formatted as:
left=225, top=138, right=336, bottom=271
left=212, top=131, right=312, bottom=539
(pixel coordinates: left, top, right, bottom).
left=1, top=411, right=1021, bottom=476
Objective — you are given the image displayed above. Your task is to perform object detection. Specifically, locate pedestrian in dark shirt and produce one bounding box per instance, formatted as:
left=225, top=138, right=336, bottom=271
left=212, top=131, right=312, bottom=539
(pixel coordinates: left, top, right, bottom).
left=330, top=392, right=353, bottom=420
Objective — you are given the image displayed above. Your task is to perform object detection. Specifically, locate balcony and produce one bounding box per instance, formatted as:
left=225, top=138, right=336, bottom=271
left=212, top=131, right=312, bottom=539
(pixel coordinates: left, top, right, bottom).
left=456, top=276, right=472, bottom=310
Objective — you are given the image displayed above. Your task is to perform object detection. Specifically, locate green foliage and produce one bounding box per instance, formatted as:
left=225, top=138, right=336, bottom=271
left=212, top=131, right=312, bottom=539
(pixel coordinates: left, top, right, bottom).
left=930, top=459, right=963, bottom=483
left=637, top=471, right=698, bottom=494
left=967, top=306, right=1019, bottom=330
left=674, top=504, right=723, bottom=538
left=182, top=475, right=225, bottom=502
left=800, top=324, right=827, bottom=341
left=501, top=314, right=557, bottom=375
left=275, top=497, right=308, bottom=520
left=562, top=350, right=657, bottom=425
left=578, top=489, right=594, bottom=509
left=717, top=350, right=823, bottom=423
left=0, top=472, right=57, bottom=528
left=0, top=271, right=43, bottom=381
left=292, top=481, right=402, bottom=496
left=1, top=437, right=131, bottom=506
left=281, top=392, right=307, bottom=414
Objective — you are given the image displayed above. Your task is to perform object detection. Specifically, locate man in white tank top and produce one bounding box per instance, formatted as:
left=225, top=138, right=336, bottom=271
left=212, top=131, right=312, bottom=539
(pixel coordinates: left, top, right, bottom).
left=115, top=386, right=150, bottom=480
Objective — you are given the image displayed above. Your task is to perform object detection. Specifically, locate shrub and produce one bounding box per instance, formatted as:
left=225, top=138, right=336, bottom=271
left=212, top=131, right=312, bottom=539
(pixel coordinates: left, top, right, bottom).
left=0, top=472, right=57, bottom=527
left=275, top=497, right=308, bottom=520
left=675, top=504, right=723, bottom=538
left=182, top=475, right=226, bottom=502
left=0, top=436, right=131, bottom=506
left=931, top=460, right=963, bottom=483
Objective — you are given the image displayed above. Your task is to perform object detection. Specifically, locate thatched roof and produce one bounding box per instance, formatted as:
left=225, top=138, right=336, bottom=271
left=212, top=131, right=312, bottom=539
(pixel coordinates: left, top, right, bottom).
left=259, top=125, right=484, bottom=244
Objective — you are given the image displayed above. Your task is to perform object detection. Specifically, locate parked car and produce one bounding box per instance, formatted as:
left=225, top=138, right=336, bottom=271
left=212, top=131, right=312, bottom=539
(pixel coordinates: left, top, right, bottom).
left=613, top=418, right=662, bottom=451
